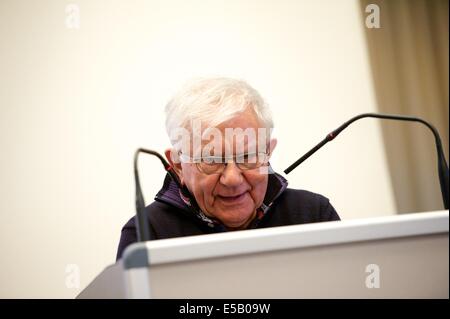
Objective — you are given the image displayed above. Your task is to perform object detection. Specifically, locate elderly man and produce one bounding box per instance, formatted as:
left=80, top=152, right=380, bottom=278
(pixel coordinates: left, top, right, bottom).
left=116, top=77, right=340, bottom=260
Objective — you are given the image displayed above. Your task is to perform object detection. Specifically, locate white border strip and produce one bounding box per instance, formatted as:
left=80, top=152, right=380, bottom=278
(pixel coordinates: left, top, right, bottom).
left=145, top=210, right=449, bottom=265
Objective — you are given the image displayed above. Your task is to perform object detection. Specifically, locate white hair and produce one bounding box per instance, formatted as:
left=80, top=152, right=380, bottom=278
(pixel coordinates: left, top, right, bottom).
left=165, top=77, right=274, bottom=151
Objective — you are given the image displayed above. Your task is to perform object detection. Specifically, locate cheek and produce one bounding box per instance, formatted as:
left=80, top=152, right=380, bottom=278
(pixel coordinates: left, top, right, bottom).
left=181, top=166, right=218, bottom=204
left=199, top=177, right=219, bottom=204
left=248, top=174, right=268, bottom=203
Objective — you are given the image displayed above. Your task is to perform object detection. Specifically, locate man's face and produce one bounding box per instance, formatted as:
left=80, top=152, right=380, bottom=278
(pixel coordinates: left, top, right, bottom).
left=167, top=109, right=276, bottom=229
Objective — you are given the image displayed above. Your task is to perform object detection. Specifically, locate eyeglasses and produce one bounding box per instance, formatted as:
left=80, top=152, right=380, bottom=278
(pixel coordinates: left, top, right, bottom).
left=179, top=152, right=270, bottom=175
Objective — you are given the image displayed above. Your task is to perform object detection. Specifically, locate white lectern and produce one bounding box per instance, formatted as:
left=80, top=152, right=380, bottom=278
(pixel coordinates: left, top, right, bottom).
left=77, top=210, right=449, bottom=299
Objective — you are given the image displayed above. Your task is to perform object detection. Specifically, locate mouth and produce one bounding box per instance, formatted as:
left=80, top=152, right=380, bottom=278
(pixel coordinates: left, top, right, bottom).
left=217, top=192, right=248, bottom=204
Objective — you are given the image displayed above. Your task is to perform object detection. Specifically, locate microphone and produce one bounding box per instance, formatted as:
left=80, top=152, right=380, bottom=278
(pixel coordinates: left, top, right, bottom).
left=133, top=148, right=201, bottom=242
left=133, top=148, right=180, bottom=242
left=284, top=113, right=449, bottom=210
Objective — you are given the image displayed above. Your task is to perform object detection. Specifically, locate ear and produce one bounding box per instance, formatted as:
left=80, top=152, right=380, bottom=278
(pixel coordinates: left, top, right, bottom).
left=165, top=148, right=184, bottom=184
left=268, top=138, right=277, bottom=156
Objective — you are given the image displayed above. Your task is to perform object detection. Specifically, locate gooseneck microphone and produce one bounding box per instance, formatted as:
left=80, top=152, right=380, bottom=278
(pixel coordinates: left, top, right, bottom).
left=134, top=148, right=203, bottom=242
left=134, top=148, right=181, bottom=242
left=284, top=113, right=449, bottom=210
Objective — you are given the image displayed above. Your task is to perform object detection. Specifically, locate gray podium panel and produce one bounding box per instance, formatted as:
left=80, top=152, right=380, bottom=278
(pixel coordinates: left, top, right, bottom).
left=77, top=263, right=125, bottom=299
left=78, top=210, right=449, bottom=299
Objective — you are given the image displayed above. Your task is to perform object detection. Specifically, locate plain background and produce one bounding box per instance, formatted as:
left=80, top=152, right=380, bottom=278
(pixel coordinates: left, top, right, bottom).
left=0, top=0, right=401, bottom=298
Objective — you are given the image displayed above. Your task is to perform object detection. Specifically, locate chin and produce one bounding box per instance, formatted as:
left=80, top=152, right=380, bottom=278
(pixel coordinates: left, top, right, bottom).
left=219, top=210, right=255, bottom=228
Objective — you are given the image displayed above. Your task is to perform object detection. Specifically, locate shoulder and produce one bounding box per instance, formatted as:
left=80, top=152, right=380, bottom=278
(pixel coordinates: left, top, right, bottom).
left=268, top=188, right=340, bottom=224
left=279, top=188, right=330, bottom=207
left=116, top=200, right=210, bottom=260
left=116, top=202, right=178, bottom=259
left=120, top=200, right=193, bottom=235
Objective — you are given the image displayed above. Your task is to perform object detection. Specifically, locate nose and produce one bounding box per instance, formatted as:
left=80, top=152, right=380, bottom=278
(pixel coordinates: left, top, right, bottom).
left=219, top=161, right=243, bottom=187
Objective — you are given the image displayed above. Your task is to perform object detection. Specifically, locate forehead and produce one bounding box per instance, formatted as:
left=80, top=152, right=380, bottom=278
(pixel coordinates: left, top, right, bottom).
left=200, top=111, right=265, bottom=150
left=174, top=109, right=270, bottom=158
left=215, top=109, right=261, bottom=132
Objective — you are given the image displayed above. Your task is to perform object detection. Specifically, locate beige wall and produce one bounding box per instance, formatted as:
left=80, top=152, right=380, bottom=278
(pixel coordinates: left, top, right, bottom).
left=361, top=0, right=449, bottom=213
left=0, top=0, right=396, bottom=298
